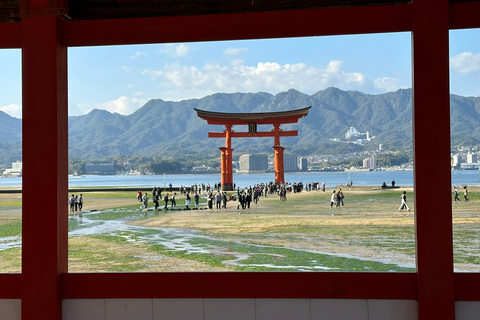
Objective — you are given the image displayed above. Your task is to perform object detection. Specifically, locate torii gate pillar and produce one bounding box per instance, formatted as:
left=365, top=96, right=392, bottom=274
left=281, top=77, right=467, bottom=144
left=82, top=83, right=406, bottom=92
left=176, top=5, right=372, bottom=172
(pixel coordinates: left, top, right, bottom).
left=220, top=125, right=234, bottom=191
left=273, top=146, right=285, bottom=184
left=273, top=124, right=285, bottom=184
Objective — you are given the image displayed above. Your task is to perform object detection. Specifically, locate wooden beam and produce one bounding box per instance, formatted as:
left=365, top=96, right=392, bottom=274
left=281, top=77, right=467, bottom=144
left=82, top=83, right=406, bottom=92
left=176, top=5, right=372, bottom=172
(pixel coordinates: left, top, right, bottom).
left=61, top=272, right=417, bottom=299
left=0, top=274, right=21, bottom=298
left=208, top=130, right=298, bottom=138
left=412, top=0, right=455, bottom=318
left=0, top=23, right=21, bottom=48
left=22, top=15, right=68, bottom=320
left=450, top=1, right=480, bottom=30
left=63, top=3, right=412, bottom=47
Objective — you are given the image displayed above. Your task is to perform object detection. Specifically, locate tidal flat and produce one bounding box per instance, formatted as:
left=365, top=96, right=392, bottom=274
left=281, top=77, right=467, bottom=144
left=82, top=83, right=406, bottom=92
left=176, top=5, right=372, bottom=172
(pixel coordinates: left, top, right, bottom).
left=0, top=187, right=479, bottom=272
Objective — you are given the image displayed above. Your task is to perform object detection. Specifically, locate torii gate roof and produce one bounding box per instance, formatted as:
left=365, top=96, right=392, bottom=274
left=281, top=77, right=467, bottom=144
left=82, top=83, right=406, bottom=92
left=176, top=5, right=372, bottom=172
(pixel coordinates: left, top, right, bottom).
left=194, top=106, right=311, bottom=125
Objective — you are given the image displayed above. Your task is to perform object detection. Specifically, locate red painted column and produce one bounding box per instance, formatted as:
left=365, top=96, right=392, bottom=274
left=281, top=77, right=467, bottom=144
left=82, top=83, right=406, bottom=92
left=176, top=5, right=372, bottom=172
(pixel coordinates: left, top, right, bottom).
left=219, top=147, right=227, bottom=188
left=273, top=146, right=285, bottom=184
left=272, top=124, right=285, bottom=184
left=412, top=0, right=454, bottom=319
left=222, top=125, right=234, bottom=190
left=22, top=15, right=68, bottom=320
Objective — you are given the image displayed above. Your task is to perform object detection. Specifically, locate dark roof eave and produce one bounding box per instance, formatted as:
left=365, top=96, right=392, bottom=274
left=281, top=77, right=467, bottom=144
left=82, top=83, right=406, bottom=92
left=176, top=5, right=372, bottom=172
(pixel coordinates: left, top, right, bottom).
left=194, top=106, right=311, bottom=122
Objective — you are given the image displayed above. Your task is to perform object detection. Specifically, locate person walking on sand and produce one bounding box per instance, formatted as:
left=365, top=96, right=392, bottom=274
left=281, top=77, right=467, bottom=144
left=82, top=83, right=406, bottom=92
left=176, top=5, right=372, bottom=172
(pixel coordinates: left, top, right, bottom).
left=185, top=192, right=191, bottom=209
left=338, top=188, right=344, bottom=206
left=141, top=193, right=148, bottom=210
left=171, top=192, right=177, bottom=208
left=464, top=186, right=469, bottom=201
left=74, top=195, right=79, bottom=212
left=330, top=190, right=337, bottom=208
left=78, top=194, right=83, bottom=211
left=454, top=186, right=461, bottom=202
left=194, top=193, right=199, bottom=209
left=398, top=191, right=410, bottom=212
left=69, top=194, right=75, bottom=213
left=164, top=193, right=169, bottom=210
left=207, top=191, right=214, bottom=210
left=216, top=191, right=222, bottom=210
left=222, top=192, right=227, bottom=209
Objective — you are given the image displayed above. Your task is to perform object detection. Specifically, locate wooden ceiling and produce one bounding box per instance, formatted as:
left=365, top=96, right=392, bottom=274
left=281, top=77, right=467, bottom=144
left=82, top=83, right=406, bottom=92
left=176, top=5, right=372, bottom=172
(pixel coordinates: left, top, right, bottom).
left=2, top=0, right=478, bottom=24
left=68, top=0, right=411, bottom=20
left=2, top=0, right=414, bottom=23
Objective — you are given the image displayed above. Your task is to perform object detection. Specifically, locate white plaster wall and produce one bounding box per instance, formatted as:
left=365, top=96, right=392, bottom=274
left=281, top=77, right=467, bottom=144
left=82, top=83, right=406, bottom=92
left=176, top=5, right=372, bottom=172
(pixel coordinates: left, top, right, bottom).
left=63, top=299, right=419, bottom=320
left=456, top=301, right=480, bottom=320
left=0, top=299, right=21, bottom=320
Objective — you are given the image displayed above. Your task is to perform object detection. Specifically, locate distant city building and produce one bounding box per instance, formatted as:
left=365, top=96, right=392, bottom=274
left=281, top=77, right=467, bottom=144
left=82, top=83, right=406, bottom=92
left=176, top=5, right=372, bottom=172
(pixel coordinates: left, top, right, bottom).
left=299, top=157, right=308, bottom=171
left=460, top=162, right=480, bottom=170
left=362, top=158, right=370, bottom=169
left=467, top=153, right=477, bottom=163
left=2, top=161, right=22, bottom=176
left=363, top=153, right=376, bottom=169
left=345, top=127, right=370, bottom=141
left=84, top=162, right=116, bottom=175
left=452, top=155, right=462, bottom=166
left=379, top=144, right=383, bottom=151
left=345, top=127, right=360, bottom=140
left=284, top=153, right=298, bottom=171
left=239, top=154, right=268, bottom=172
left=192, top=166, right=209, bottom=172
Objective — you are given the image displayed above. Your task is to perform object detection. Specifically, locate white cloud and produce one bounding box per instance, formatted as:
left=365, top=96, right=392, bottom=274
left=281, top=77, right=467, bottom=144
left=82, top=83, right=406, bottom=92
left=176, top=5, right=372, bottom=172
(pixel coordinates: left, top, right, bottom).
left=450, top=52, right=480, bottom=74
left=72, top=96, right=148, bottom=116
left=130, top=51, right=146, bottom=59
left=142, top=59, right=398, bottom=101
left=374, top=77, right=402, bottom=92
left=159, top=44, right=190, bottom=57
left=0, top=104, right=21, bottom=118
left=224, top=47, right=248, bottom=56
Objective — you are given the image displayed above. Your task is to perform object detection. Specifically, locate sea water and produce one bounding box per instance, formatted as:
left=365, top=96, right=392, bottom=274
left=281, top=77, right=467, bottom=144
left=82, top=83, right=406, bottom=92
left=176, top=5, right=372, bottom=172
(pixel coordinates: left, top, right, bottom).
left=0, top=170, right=479, bottom=188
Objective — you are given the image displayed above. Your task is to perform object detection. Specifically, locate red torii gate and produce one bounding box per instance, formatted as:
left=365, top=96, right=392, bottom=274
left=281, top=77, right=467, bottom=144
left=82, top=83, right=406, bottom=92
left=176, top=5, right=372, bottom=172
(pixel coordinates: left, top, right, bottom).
left=195, top=106, right=311, bottom=190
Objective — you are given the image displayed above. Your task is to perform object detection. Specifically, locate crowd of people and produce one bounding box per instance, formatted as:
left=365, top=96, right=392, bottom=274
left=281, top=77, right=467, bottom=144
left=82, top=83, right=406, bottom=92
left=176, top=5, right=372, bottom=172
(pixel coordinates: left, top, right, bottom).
left=71, top=180, right=475, bottom=214
left=68, top=194, right=83, bottom=213
left=132, top=181, right=331, bottom=212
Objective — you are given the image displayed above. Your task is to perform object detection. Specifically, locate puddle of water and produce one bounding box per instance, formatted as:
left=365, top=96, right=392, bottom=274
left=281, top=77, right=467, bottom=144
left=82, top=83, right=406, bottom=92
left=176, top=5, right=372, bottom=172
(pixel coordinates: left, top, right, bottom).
left=0, top=207, right=415, bottom=271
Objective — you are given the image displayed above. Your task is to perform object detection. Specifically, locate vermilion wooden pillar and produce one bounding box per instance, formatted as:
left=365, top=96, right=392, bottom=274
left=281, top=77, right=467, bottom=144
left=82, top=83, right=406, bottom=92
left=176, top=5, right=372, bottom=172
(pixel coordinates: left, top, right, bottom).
left=412, top=0, right=454, bottom=319
left=223, top=125, right=234, bottom=190
left=22, top=14, right=68, bottom=320
left=272, top=124, right=285, bottom=184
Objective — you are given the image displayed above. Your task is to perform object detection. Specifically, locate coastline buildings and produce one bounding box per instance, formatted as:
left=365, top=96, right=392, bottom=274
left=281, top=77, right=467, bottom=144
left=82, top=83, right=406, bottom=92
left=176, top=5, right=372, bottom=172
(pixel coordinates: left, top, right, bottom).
left=299, top=157, right=308, bottom=171
left=363, top=153, right=376, bottom=169
left=451, top=152, right=480, bottom=170
left=84, top=162, right=116, bottom=175
left=451, top=155, right=462, bottom=167
left=467, top=153, right=477, bottom=163
left=239, top=154, right=268, bottom=172
left=2, top=161, right=22, bottom=176
left=284, top=153, right=298, bottom=172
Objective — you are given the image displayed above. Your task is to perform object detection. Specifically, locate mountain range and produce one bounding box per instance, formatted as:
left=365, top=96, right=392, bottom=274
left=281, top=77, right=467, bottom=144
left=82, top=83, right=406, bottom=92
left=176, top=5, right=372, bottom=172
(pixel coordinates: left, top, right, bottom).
left=1, top=87, right=480, bottom=164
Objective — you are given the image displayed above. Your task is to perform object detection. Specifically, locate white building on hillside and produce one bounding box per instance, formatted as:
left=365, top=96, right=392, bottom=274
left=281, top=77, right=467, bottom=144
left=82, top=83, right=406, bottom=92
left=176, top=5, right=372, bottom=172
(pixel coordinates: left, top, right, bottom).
left=2, top=161, right=22, bottom=176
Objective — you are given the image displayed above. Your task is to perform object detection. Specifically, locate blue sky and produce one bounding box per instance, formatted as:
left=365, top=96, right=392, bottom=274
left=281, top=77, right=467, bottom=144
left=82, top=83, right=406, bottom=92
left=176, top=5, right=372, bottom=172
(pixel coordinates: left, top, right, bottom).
left=1, top=29, right=480, bottom=118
